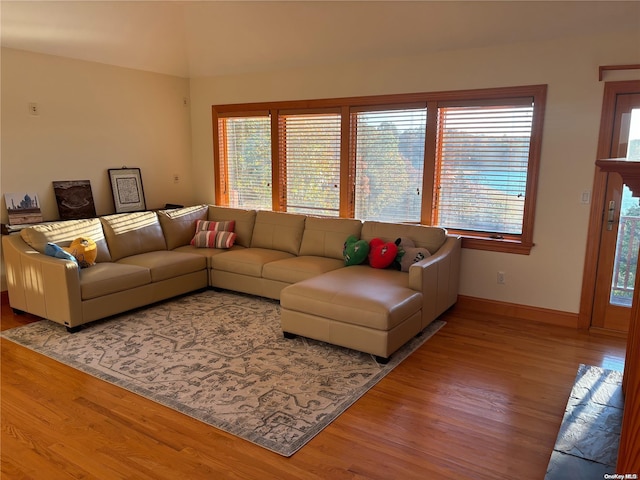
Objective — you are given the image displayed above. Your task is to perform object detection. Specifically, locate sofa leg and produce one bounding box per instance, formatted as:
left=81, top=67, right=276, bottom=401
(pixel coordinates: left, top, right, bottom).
left=66, top=325, right=81, bottom=333
left=283, top=331, right=297, bottom=340
left=375, top=355, right=390, bottom=365
left=12, top=308, right=24, bottom=316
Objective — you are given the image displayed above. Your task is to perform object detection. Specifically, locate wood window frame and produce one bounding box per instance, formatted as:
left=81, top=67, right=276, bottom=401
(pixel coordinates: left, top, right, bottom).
left=212, top=84, right=547, bottom=255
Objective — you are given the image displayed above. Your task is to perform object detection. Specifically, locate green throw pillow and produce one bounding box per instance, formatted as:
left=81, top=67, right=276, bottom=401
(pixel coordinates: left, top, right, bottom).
left=343, top=235, right=369, bottom=266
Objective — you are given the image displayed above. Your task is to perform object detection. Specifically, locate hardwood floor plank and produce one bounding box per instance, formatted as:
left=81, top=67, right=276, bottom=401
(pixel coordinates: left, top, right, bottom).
left=1, top=301, right=626, bottom=479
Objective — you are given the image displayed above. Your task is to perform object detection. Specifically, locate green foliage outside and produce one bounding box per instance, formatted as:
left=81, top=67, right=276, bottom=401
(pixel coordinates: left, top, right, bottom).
left=226, top=117, right=272, bottom=210
left=285, top=115, right=341, bottom=216
left=354, top=119, right=424, bottom=222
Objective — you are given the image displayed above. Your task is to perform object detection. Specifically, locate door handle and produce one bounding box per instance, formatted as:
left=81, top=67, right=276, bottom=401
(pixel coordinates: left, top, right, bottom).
left=607, top=200, right=616, bottom=230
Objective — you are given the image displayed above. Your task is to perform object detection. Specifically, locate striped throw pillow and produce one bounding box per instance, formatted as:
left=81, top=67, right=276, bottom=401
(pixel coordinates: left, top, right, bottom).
left=191, top=231, right=237, bottom=249
left=190, top=219, right=236, bottom=246
left=195, top=219, right=235, bottom=233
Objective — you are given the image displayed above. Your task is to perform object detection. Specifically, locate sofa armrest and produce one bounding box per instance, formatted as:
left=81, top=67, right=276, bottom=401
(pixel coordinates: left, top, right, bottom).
left=408, top=235, right=461, bottom=325
left=3, top=234, right=82, bottom=327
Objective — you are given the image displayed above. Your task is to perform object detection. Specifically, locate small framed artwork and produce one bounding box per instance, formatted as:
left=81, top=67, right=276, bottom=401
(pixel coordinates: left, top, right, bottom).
left=4, top=192, right=43, bottom=225
left=53, top=180, right=97, bottom=220
left=108, top=167, right=146, bottom=213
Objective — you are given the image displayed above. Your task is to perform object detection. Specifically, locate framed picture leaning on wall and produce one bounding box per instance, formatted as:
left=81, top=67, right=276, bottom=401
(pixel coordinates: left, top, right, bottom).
left=53, top=180, right=97, bottom=220
left=108, top=167, right=146, bottom=213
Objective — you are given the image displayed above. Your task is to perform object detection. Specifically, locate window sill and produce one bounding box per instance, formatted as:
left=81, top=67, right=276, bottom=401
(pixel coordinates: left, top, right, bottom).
left=458, top=234, right=533, bottom=255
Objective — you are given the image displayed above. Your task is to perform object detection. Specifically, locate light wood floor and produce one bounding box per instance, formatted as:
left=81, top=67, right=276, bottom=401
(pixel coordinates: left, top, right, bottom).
left=1, top=299, right=626, bottom=480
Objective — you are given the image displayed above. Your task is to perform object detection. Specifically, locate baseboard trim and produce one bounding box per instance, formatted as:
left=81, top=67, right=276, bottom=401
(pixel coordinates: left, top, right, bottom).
left=453, top=295, right=579, bottom=329
left=588, top=327, right=628, bottom=338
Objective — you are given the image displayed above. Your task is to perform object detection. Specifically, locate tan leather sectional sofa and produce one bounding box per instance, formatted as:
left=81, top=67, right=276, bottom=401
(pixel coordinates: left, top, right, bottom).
left=2, top=204, right=461, bottom=360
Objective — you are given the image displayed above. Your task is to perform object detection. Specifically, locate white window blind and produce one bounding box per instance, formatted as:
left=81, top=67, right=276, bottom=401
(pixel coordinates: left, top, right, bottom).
left=435, top=101, right=534, bottom=235
left=279, top=112, right=341, bottom=216
left=353, top=107, right=427, bottom=222
left=220, top=115, right=272, bottom=210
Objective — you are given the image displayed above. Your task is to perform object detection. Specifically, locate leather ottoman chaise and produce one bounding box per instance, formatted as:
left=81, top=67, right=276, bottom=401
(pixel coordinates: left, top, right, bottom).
left=280, top=221, right=461, bottom=361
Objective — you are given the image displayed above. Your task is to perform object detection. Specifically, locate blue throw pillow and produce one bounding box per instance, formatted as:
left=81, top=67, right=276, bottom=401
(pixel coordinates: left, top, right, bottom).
left=45, top=242, right=79, bottom=266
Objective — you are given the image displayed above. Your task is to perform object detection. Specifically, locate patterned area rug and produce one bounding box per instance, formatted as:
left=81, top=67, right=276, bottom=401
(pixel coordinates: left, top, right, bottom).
left=2, top=290, right=445, bottom=456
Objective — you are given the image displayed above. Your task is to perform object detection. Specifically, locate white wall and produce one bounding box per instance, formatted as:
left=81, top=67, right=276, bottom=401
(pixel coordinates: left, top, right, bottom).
left=1, top=48, right=194, bottom=222
left=189, top=31, right=640, bottom=314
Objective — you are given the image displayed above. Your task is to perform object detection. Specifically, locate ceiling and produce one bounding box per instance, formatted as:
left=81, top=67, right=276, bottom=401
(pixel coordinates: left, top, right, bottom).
left=2, top=1, right=639, bottom=78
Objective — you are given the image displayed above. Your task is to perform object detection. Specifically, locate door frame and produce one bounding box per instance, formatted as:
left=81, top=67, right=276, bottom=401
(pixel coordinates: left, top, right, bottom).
left=579, top=80, right=640, bottom=330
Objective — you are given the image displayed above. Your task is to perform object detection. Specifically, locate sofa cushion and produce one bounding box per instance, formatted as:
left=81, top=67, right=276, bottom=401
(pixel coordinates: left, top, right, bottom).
left=208, top=206, right=256, bottom=248
left=117, top=251, right=206, bottom=282
left=79, top=262, right=151, bottom=300
left=20, top=218, right=112, bottom=263
left=211, top=248, right=294, bottom=278
left=299, top=216, right=363, bottom=260
left=262, top=256, right=345, bottom=284
left=157, top=205, right=208, bottom=250
left=101, top=211, right=167, bottom=261
left=250, top=211, right=306, bottom=255
left=280, top=265, right=422, bottom=331
left=361, top=221, right=447, bottom=254
left=172, top=244, right=244, bottom=268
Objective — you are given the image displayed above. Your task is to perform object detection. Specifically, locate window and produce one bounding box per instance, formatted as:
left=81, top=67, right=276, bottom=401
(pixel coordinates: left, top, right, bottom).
left=216, top=114, right=271, bottom=210
left=279, top=111, right=341, bottom=216
left=213, top=85, right=546, bottom=254
left=352, top=106, right=427, bottom=222
left=435, top=100, right=534, bottom=235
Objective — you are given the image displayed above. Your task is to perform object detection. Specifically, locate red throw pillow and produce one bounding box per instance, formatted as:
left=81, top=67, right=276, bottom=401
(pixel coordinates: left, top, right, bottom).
left=368, top=238, right=398, bottom=269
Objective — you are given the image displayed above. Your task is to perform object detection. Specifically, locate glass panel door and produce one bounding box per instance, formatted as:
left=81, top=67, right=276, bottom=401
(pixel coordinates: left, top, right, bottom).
left=610, top=108, right=640, bottom=307
left=593, top=94, right=640, bottom=332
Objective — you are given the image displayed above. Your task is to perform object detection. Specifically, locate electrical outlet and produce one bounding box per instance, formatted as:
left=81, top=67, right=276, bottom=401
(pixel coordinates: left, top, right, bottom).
left=173, top=174, right=180, bottom=184
left=28, top=102, right=39, bottom=116
left=497, top=271, right=506, bottom=285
